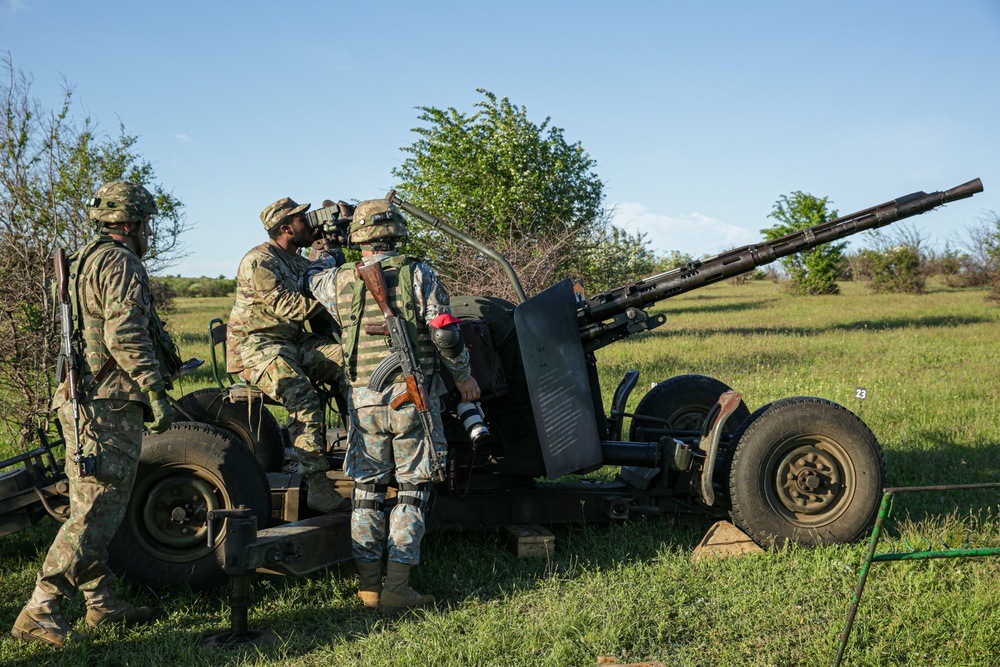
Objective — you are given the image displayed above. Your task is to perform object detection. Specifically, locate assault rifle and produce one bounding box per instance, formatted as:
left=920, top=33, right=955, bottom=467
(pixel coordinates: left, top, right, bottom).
left=358, top=261, right=445, bottom=482
left=54, top=248, right=94, bottom=477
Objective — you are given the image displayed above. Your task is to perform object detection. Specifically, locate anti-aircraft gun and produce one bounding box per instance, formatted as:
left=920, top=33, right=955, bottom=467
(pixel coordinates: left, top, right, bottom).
left=5, top=179, right=980, bottom=604
left=386, top=178, right=984, bottom=547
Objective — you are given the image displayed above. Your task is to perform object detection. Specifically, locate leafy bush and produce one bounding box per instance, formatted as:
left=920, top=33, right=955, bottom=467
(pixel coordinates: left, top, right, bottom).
left=854, top=246, right=926, bottom=294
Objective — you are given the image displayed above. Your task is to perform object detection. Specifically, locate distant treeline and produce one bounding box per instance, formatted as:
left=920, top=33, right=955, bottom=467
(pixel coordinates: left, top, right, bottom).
left=151, top=275, right=235, bottom=310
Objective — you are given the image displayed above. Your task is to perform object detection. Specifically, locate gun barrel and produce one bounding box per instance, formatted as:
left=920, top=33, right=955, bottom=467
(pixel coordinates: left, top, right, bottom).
left=579, top=179, right=983, bottom=329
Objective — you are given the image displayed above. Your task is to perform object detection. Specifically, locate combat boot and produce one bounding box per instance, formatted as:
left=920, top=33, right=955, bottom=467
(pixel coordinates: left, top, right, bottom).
left=306, top=471, right=351, bottom=513
left=83, top=586, right=154, bottom=629
left=379, top=561, right=435, bottom=615
left=356, top=559, right=382, bottom=608
left=10, top=587, right=86, bottom=647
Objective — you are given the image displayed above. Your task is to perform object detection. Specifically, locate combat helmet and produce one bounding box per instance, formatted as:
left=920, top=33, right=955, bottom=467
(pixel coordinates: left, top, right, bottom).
left=88, top=181, right=158, bottom=229
left=350, top=199, right=408, bottom=245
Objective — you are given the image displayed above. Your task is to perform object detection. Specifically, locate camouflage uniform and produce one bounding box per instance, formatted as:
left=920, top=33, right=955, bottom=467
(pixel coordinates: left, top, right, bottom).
left=13, top=181, right=170, bottom=646
left=308, top=249, right=472, bottom=565
left=40, top=234, right=165, bottom=599
left=227, top=198, right=344, bottom=473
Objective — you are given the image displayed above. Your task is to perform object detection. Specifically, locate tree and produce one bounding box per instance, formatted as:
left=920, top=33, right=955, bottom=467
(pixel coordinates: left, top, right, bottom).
left=0, top=54, right=189, bottom=445
left=651, top=250, right=697, bottom=274
left=392, top=89, right=651, bottom=300
left=761, top=192, right=843, bottom=295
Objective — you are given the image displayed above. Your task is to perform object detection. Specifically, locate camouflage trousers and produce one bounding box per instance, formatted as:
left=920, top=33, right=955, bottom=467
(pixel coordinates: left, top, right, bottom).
left=36, top=399, right=145, bottom=599
left=240, top=332, right=343, bottom=473
left=346, top=387, right=446, bottom=565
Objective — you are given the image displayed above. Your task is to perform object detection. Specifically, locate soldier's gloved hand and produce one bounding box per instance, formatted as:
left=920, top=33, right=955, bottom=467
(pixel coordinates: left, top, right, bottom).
left=144, top=382, right=175, bottom=434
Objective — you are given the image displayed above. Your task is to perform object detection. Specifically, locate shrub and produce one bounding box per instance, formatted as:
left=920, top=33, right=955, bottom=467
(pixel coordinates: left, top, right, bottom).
left=855, top=246, right=926, bottom=294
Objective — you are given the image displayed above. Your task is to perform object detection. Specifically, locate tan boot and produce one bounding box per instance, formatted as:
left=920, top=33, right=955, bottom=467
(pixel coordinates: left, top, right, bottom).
left=379, top=561, right=435, bottom=615
left=84, top=586, right=154, bottom=629
left=356, top=559, right=382, bottom=608
left=10, top=587, right=86, bottom=647
left=306, top=471, right=351, bottom=513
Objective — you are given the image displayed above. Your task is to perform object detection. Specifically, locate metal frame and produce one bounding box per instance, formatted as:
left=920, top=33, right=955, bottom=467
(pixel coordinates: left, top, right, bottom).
left=833, top=482, right=1000, bottom=667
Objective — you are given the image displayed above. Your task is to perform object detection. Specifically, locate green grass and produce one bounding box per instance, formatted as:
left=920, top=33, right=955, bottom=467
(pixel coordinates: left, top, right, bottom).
left=2, top=282, right=999, bottom=666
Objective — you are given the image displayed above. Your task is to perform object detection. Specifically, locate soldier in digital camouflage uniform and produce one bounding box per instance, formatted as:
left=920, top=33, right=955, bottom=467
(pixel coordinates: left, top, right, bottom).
left=11, top=182, right=176, bottom=647
left=227, top=197, right=348, bottom=512
left=305, top=198, right=480, bottom=614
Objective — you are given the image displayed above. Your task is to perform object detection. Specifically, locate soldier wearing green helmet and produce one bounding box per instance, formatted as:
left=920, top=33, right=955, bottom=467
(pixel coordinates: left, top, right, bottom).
left=227, top=196, right=350, bottom=513
left=305, top=198, right=480, bottom=615
left=11, top=181, right=178, bottom=647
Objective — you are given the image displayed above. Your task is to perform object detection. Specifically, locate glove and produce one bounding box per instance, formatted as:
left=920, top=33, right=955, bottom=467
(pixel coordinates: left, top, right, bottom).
left=145, top=384, right=175, bottom=434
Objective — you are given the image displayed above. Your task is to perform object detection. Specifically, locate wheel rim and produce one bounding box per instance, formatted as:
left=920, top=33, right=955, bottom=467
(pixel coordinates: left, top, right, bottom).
left=128, top=463, right=231, bottom=563
left=666, top=405, right=708, bottom=432
left=762, top=436, right=856, bottom=527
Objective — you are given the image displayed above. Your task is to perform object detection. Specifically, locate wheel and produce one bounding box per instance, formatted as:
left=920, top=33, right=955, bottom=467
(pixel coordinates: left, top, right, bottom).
left=629, top=374, right=751, bottom=440
left=728, top=397, right=886, bottom=549
left=108, top=422, right=272, bottom=590
left=175, top=387, right=284, bottom=472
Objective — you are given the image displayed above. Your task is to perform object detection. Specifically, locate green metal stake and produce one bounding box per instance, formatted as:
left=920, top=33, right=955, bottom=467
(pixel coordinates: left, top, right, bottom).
left=833, top=482, right=1000, bottom=667
left=833, top=490, right=893, bottom=667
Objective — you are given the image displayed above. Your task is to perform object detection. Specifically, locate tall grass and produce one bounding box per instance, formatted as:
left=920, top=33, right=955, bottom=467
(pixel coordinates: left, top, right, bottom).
left=1, top=281, right=998, bottom=666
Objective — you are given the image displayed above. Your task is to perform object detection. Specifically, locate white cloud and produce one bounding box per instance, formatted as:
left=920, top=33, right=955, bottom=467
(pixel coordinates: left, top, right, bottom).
left=174, top=133, right=192, bottom=143
left=611, top=202, right=760, bottom=257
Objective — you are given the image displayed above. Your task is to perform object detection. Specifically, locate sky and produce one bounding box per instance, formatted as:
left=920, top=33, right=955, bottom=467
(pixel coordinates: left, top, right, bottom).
left=1, top=0, right=998, bottom=278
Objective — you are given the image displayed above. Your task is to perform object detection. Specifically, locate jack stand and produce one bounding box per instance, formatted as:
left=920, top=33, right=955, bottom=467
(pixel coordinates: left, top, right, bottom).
left=200, top=507, right=279, bottom=649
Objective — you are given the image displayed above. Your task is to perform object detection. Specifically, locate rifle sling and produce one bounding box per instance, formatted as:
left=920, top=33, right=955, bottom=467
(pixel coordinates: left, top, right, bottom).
left=82, top=357, right=118, bottom=399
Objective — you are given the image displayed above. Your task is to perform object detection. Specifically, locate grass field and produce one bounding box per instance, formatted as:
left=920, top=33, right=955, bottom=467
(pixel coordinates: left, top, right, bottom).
left=1, top=280, right=998, bottom=667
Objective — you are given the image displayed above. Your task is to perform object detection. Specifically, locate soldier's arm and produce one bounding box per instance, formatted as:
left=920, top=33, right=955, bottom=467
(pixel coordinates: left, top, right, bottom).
left=303, top=259, right=343, bottom=325
left=252, top=256, right=321, bottom=322
left=98, top=252, right=164, bottom=391
left=416, top=263, right=473, bottom=386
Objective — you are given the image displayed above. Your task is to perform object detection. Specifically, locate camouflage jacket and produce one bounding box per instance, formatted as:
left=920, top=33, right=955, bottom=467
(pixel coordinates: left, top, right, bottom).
left=306, top=251, right=472, bottom=408
left=52, top=236, right=164, bottom=411
left=227, top=241, right=324, bottom=372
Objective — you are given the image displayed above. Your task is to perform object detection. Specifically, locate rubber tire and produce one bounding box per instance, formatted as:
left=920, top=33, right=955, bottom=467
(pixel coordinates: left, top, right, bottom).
left=728, top=397, right=886, bottom=549
left=108, top=421, right=272, bottom=591
left=175, top=387, right=284, bottom=472
left=628, top=374, right=751, bottom=440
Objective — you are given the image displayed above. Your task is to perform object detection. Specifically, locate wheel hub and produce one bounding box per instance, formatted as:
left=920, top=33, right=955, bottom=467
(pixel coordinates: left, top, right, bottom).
left=776, top=446, right=843, bottom=515
left=142, top=475, right=219, bottom=549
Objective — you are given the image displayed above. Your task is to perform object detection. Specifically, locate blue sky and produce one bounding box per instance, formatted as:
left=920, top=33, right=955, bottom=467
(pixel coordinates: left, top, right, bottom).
left=2, top=0, right=998, bottom=278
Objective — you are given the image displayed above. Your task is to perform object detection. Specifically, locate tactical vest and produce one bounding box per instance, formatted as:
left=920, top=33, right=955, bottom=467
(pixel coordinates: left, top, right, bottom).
left=335, top=255, right=436, bottom=388
left=63, top=236, right=182, bottom=395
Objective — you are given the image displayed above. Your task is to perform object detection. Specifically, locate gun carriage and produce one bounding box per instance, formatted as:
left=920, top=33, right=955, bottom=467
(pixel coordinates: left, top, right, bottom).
left=0, top=178, right=984, bottom=595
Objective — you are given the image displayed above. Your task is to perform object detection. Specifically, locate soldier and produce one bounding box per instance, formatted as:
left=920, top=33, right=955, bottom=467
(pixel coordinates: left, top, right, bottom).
left=11, top=181, right=176, bottom=647
left=227, top=197, right=348, bottom=513
left=305, top=199, right=480, bottom=614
